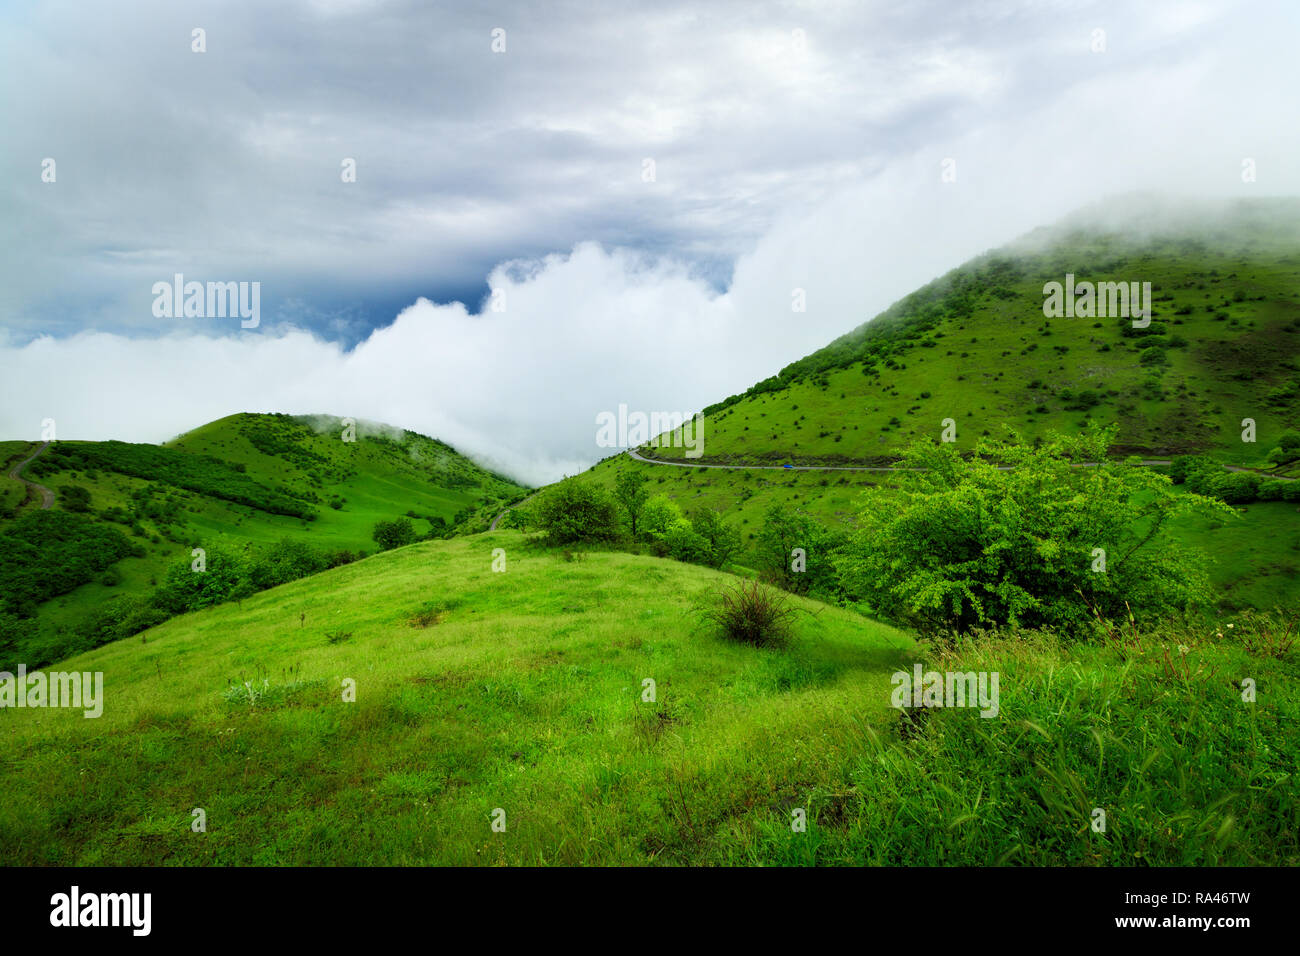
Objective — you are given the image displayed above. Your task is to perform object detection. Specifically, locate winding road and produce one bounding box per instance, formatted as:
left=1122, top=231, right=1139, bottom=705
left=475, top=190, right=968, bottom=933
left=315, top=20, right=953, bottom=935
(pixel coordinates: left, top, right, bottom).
left=490, top=491, right=540, bottom=531
left=7, top=441, right=56, bottom=509
left=625, top=447, right=1294, bottom=480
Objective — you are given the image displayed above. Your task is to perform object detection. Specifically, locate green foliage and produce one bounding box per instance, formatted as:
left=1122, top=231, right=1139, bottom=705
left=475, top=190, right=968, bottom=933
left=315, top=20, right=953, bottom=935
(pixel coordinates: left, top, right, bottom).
left=838, top=428, right=1234, bottom=637
left=151, top=546, right=254, bottom=615
left=372, top=517, right=418, bottom=551
left=662, top=517, right=712, bottom=564
left=59, top=484, right=92, bottom=513
left=613, top=471, right=650, bottom=537
left=756, top=504, right=845, bottom=597
left=0, top=511, right=136, bottom=618
left=80, top=595, right=171, bottom=648
left=639, top=494, right=683, bottom=539
left=248, top=538, right=331, bottom=590
left=536, top=478, right=619, bottom=544
left=45, top=440, right=315, bottom=519
left=687, top=507, right=741, bottom=568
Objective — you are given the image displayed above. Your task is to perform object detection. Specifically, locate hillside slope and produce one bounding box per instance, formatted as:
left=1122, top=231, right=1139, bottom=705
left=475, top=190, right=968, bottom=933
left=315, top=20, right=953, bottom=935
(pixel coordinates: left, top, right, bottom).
left=2, top=531, right=1292, bottom=865
left=1, top=413, right=529, bottom=667
left=0, top=532, right=913, bottom=865
left=654, top=198, right=1300, bottom=466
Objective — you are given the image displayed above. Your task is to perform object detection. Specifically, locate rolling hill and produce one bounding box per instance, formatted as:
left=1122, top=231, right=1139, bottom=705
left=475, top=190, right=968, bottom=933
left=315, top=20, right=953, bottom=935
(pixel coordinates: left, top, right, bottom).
left=584, top=198, right=1300, bottom=609
left=655, top=198, right=1300, bottom=466
left=0, top=413, right=529, bottom=669
left=2, top=531, right=1293, bottom=865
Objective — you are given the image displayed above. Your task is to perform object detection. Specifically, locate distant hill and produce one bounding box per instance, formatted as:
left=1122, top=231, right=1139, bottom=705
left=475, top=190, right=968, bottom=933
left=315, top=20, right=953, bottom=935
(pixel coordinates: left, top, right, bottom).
left=649, top=197, right=1300, bottom=465
left=0, top=412, right=529, bottom=667
left=584, top=198, right=1300, bottom=609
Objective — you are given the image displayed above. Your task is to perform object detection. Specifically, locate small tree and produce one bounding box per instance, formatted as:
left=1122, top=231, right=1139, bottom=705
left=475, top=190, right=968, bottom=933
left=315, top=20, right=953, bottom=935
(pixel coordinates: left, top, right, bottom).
left=690, top=508, right=741, bottom=568
left=372, top=517, right=417, bottom=551
left=756, top=504, right=844, bottom=596
left=613, top=471, right=650, bottom=538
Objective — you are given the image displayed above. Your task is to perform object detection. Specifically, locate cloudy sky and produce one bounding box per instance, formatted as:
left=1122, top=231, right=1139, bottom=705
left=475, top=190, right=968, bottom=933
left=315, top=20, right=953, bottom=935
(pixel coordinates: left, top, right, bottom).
left=2, top=0, right=1297, bottom=483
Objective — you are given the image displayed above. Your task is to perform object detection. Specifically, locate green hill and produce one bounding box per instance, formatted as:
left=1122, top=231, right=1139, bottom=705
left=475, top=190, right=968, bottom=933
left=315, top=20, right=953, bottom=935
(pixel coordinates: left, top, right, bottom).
left=584, top=198, right=1300, bottom=610
left=2, top=531, right=1293, bottom=865
left=0, top=413, right=529, bottom=669
left=666, top=198, right=1300, bottom=465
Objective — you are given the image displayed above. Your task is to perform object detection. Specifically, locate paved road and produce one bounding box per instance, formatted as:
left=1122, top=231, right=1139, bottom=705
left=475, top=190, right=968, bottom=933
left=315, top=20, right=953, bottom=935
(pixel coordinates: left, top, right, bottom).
left=625, top=448, right=1295, bottom=480
left=7, top=441, right=56, bottom=509
left=490, top=491, right=539, bottom=530
left=627, top=447, right=1173, bottom=472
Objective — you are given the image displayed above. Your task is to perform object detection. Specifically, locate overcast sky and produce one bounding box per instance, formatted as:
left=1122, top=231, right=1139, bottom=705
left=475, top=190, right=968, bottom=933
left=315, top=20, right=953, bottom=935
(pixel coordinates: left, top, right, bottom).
left=2, top=0, right=1298, bottom=483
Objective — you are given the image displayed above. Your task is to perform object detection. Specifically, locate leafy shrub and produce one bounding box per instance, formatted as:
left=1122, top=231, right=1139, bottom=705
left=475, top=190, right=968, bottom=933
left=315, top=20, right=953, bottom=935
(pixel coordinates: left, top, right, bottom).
left=838, top=427, right=1233, bottom=637
left=248, top=538, right=330, bottom=590
left=59, top=484, right=92, bottom=513
left=151, top=546, right=253, bottom=615
left=640, top=495, right=684, bottom=539
left=663, top=518, right=711, bottom=564
left=372, top=517, right=417, bottom=551
left=536, top=478, right=618, bottom=544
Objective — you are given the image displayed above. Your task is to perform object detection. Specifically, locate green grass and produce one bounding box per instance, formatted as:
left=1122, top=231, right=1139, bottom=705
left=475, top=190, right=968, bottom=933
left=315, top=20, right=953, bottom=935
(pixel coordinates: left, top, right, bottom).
left=1, top=532, right=1294, bottom=865
left=2, top=413, right=529, bottom=660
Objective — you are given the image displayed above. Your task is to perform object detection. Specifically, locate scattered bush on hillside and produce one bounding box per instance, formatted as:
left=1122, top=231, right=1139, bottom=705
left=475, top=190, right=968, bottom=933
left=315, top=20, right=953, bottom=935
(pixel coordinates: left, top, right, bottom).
left=838, top=427, right=1234, bottom=638
left=247, top=538, right=331, bottom=590
left=1266, top=432, right=1300, bottom=466
left=1171, top=457, right=1298, bottom=504
left=536, top=478, right=619, bottom=544
left=151, top=545, right=254, bottom=615
left=43, top=440, right=316, bottom=519
left=372, top=517, right=418, bottom=551
left=701, top=579, right=798, bottom=649
left=0, top=511, right=137, bottom=618
left=59, top=484, right=92, bottom=513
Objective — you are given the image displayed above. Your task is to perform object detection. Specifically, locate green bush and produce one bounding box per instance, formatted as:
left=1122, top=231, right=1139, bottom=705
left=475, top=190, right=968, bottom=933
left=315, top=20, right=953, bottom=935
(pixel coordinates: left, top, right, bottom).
left=372, top=517, right=418, bottom=551
left=701, top=579, right=797, bottom=649
left=756, top=504, right=845, bottom=597
left=838, top=427, right=1233, bottom=637
left=59, top=484, right=92, bottom=513
left=248, top=538, right=330, bottom=590
left=536, top=479, right=618, bottom=544
left=151, top=546, right=253, bottom=615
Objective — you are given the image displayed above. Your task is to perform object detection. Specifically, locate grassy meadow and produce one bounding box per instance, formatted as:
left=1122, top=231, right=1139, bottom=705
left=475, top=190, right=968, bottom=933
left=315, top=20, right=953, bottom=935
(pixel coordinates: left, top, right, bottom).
left=1, top=532, right=1295, bottom=865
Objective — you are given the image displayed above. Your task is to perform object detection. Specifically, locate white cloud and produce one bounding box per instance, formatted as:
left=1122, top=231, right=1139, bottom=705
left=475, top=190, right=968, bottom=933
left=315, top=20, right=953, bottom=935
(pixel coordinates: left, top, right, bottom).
left=2, top=0, right=1298, bottom=484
